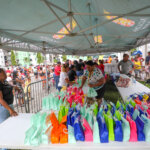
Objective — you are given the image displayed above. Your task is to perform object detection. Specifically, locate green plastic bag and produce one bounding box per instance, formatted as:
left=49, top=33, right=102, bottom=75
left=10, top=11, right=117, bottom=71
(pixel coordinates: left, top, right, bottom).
left=141, top=114, right=150, bottom=142
left=104, top=113, right=114, bottom=141
left=129, top=100, right=136, bottom=108
left=115, top=110, right=122, bottom=121
left=87, top=88, right=97, bottom=98
left=132, top=109, right=140, bottom=120
left=93, top=117, right=100, bottom=143
left=93, top=102, right=98, bottom=116
left=86, top=110, right=93, bottom=129
left=68, top=125, right=76, bottom=143
left=121, top=117, right=130, bottom=142
left=30, top=127, right=43, bottom=146
left=24, top=126, right=37, bottom=145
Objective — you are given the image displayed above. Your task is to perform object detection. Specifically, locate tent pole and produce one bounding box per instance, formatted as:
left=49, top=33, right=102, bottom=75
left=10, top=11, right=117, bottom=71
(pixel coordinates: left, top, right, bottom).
left=43, top=41, right=49, bottom=93
left=77, top=5, right=150, bottom=34
left=43, top=0, right=71, bottom=34
left=73, top=12, right=150, bottom=17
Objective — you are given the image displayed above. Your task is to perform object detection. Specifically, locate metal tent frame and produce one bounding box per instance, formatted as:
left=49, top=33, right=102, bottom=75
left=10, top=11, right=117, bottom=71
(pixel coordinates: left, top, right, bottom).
left=0, top=0, right=150, bottom=55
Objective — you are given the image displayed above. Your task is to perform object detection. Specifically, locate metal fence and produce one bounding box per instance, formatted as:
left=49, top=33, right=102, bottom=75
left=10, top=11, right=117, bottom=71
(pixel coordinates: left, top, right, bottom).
left=13, top=87, right=28, bottom=113
left=26, top=77, right=55, bottom=113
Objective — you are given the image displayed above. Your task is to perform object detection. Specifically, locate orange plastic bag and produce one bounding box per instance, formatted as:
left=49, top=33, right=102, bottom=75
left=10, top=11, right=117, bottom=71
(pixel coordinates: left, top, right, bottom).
left=59, top=124, right=68, bottom=144
left=134, top=99, right=142, bottom=105
left=51, top=127, right=60, bottom=144
left=61, top=115, right=67, bottom=124
left=50, top=112, right=59, bottom=128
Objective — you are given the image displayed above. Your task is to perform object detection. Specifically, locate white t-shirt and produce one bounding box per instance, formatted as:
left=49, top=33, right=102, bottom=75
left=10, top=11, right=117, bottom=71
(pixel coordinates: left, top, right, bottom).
left=58, top=72, right=68, bottom=87
left=6, top=77, right=12, bottom=82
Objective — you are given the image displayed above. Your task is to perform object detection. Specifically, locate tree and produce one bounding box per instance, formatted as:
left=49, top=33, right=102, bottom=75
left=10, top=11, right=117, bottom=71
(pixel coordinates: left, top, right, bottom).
left=87, top=56, right=92, bottom=60
left=36, top=52, right=44, bottom=64
left=54, top=58, right=58, bottom=63
left=11, top=50, right=17, bottom=66
left=75, top=55, right=79, bottom=59
left=62, top=55, right=67, bottom=62
left=24, top=57, right=30, bottom=64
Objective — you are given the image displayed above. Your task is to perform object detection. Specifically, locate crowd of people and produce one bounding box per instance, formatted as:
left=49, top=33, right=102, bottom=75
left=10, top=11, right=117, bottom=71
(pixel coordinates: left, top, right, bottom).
left=118, top=53, right=150, bottom=80
left=0, top=52, right=150, bottom=126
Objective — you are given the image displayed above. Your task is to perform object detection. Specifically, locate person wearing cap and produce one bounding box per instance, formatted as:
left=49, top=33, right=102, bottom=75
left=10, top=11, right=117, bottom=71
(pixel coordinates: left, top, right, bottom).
left=54, top=62, right=61, bottom=90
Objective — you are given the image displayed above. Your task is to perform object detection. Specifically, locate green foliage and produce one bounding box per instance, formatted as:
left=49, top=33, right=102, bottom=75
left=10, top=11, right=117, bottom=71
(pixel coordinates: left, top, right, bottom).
left=75, top=55, right=80, bottom=59
left=24, top=57, right=30, bottom=63
left=54, top=58, right=58, bottom=63
left=36, top=52, right=44, bottom=64
left=11, top=50, right=17, bottom=66
left=87, top=56, right=92, bottom=60
left=62, top=55, right=67, bottom=62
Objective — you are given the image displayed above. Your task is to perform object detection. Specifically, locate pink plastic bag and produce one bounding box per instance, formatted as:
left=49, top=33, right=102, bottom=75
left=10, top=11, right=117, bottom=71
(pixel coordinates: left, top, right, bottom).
left=83, top=118, right=93, bottom=142
left=126, top=113, right=137, bottom=142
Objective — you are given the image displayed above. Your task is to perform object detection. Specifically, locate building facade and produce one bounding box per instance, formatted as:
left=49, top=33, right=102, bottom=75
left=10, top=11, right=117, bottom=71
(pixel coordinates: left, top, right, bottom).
left=0, top=49, right=5, bottom=67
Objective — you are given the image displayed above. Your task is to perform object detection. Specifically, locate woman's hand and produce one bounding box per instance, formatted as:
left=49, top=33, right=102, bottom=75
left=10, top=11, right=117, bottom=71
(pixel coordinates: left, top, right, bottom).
left=9, top=109, right=18, bottom=116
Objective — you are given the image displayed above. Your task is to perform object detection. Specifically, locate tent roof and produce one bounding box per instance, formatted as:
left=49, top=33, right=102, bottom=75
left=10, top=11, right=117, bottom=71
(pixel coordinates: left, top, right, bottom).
left=0, top=0, right=150, bottom=55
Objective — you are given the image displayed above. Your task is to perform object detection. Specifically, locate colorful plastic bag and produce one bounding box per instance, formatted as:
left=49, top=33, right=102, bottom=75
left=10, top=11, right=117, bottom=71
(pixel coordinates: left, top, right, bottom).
left=87, top=87, right=97, bottom=98
left=135, top=116, right=145, bottom=141
left=114, top=117, right=123, bottom=141
left=93, top=117, right=100, bottom=143
left=97, top=113, right=108, bottom=143
left=126, top=114, right=137, bottom=142
left=141, top=114, right=150, bottom=142
left=83, top=118, right=93, bottom=142
left=121, top=117, right=130, bottom=142
left=104, top=113, right=114, bottom=141
left=74, top=116, right=85, bottom=141
left=68, top=125, right=76, bottom=143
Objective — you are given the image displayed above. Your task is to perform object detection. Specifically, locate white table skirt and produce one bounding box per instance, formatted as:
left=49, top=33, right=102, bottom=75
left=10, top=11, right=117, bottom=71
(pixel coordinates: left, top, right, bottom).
left=0, top=113, right=150, bottom=150
left=116, top=81, right=150, bottom=101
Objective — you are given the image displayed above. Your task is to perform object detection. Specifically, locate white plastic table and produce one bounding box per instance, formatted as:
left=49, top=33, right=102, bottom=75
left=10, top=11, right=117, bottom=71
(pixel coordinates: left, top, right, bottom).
left=116, top=81, right=150, bottom=101
left=0, top=114, right=150, bottom=150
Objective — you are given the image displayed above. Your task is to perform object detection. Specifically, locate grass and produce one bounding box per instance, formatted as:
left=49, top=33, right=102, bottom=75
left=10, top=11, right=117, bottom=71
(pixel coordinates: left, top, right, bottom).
left=104, top=80, right=123, bottom=104
left=139, top=81, right=150, bottom=89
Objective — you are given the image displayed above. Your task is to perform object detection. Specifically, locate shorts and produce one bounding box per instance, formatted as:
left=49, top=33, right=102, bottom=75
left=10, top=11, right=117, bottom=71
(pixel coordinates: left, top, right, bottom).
left=95, top=84, right=106, bottom=99
left=34, top=72, right=38, bottom=76
left=134, top=69, right=141, bottom=75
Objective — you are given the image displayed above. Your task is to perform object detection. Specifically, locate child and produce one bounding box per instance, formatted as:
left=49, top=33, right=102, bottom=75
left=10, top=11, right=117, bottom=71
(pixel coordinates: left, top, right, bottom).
left=140, top=66, right=146, bottom=81
left=145, top=65, right=150, bottom=79
left=24, top=76, right=31, bottom=99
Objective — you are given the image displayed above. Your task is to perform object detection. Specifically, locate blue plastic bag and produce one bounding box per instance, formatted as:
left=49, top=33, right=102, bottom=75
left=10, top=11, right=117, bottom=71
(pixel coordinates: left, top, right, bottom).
left=135, top=116, right=145, bottom=141
left=97, top=113, right=108, bottom=143
left=71, top=111, right=80, bottom=126
left=114, top=117, right=123, bottom=141
left=74, top=116, right=85, bottom=141
left=67, top=108, right=74, bottom=127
